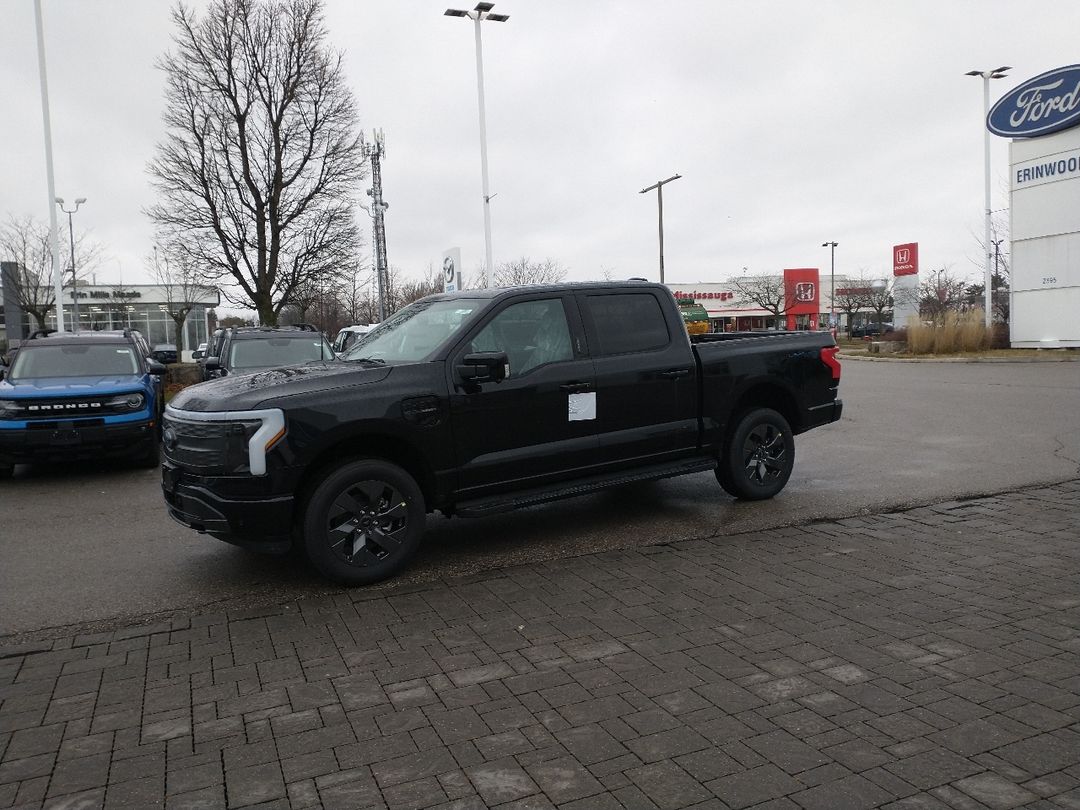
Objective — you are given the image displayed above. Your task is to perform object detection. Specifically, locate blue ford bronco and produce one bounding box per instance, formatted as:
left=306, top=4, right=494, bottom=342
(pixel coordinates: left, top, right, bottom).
left=0, top=329, right=167, bottom=476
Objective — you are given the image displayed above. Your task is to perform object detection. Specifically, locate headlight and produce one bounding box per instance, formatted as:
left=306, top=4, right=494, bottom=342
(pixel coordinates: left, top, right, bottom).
left=106, top=393, right=145, bottom=411
left=163, top=406, right=285, bottom=475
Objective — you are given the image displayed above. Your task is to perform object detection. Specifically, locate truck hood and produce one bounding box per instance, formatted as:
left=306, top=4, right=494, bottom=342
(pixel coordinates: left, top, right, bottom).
left=0, top=374, right=146, bottom=398
left=170, top=361, right=391, bottom=413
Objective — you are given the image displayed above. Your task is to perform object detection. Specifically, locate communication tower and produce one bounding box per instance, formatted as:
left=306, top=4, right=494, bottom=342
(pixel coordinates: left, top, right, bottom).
left=364, top=130, right=390, bottom=321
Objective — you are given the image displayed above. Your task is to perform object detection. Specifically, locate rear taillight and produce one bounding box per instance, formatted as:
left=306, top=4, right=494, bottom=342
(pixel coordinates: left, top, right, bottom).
left=820, top=346, right=841, bottom=381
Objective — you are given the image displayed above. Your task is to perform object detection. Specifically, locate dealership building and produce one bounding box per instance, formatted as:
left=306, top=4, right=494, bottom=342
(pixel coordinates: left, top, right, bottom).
left=990, top=64, right=1080, bottom=348
left=1, top=264, right=218, bottom=359
left=666, top=271, right=881, bottom=333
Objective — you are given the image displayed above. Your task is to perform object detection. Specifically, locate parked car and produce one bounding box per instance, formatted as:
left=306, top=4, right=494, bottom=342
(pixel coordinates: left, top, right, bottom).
left=163, top=282, right=843, bottom=584
left=0, top=329, right=167, bottom=476
left=851, top=322, right=893, bottom=337
left=332, top=324, right=377, bottom=354
left=202, top=324, right=335, bottom=378
left=152, top=343, right=178, bottom=364
left=191, top=342, right=207, bottom=361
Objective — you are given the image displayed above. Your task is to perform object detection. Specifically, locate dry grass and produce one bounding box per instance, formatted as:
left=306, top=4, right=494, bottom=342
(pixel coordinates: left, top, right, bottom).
left=904, top=311, right=990, bottom=354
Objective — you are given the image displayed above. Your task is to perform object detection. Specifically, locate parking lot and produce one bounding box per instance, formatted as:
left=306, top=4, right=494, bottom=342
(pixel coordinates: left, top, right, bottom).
left=2, top=358, right=1078, bottom=640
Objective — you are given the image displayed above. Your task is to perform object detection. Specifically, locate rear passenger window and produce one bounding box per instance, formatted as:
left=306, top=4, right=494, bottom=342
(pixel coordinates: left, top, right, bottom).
left=586, top=294, right=670, bottom=355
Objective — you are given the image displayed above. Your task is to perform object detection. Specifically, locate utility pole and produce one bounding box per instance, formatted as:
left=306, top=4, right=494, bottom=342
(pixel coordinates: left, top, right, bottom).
left=639, top=174, right=682, bottom=284
left=364, top=131, right=390, bottom=322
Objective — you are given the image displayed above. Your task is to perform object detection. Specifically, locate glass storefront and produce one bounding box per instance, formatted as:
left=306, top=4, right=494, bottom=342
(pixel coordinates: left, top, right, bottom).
left=1, top=283, right=219, bottom=355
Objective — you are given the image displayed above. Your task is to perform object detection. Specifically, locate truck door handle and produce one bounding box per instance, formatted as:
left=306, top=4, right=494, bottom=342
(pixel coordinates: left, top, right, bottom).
left=559, top=382, right=591, bottom=393
left=660, top=368, right=690, bottom=379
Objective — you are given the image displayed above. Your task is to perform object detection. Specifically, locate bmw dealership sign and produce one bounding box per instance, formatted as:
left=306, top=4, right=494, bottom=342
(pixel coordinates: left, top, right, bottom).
left=988, top=64, right=1080, bottom=138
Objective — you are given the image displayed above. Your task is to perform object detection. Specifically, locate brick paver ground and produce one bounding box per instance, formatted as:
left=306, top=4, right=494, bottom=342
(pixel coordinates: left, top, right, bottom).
left=2, top=481, right=1080, bottom=810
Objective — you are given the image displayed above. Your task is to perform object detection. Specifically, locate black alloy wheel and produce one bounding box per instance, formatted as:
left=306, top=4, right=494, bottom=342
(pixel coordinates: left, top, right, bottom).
left=303, top=459, right=425, bottom=585
left=716, top=407, right=795, bottom=500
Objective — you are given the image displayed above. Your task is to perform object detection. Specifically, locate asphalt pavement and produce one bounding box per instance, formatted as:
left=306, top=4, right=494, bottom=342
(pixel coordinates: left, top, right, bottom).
left=1, top=358, right=1078, bottom=638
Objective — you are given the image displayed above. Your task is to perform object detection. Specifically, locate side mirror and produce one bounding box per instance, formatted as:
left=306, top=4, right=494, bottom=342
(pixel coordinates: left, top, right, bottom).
left=203, top=357, right=221, bottom=372
left=147, top=360, right=168, bottom=376
left=456, top=351, right=508, bottom=387
left=192, top=350, right=204, bottom=360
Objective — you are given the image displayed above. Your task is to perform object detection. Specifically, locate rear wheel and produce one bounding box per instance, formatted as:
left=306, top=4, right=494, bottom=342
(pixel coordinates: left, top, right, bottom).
left=302, top=459, right=425, bottom=585
left=716, top=407, right=794, bottom=500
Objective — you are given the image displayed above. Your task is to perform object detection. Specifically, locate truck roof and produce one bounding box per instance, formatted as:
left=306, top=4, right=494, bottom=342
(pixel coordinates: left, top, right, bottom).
left=422, top=280, right=667, bottom=303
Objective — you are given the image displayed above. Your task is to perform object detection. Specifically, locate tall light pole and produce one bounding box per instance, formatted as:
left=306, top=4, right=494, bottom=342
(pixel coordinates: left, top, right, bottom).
left=56, top=197, right=86, bottom=333
left=445, top=2, right=508, bottom=288
left=965, top=66, right=1010, bottom=327
left=822, top=241, right=838, bottom=332
left=34, top=0, right=65, bottom=333
left=639, top=174, right=682, bottom=284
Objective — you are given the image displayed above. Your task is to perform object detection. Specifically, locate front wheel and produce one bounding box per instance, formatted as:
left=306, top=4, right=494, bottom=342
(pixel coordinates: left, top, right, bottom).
left=716, top=408, right=794, bottom=500
left=302, top=459, right=426, bottom=585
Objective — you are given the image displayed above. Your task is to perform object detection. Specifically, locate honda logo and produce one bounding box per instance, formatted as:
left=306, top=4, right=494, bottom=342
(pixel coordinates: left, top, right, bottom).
left=793, top=282, right=816, bottom=302
left=896, top=248, right=910, bottom=264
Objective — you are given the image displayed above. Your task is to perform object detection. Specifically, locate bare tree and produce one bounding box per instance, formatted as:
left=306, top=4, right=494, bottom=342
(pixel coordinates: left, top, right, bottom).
left=0, top=215, right=101, bottom=331
left=919, top=266, right=969, bottom=324
left=109, top=286, right=141, bottom=329
left=859, top=280, right=894, bottom=330
left=729, top=274, right=794, bottom=320
left=493, top=257, right=566, bottom=288
left=832, top=276, right=873, bottom=333
left=394, top=264, right=442, bottom=311
left=150, top=245, right=206, bottom=353
left=148, top=0, right=364, bottom=326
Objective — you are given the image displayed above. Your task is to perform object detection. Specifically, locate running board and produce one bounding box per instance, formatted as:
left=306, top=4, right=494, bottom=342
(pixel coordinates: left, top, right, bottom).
left=454, top=456, right=717, bottom=518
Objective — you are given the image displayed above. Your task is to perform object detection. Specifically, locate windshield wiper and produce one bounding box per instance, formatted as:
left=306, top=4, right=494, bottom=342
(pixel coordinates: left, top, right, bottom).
left=348, top=356, right=386, bottom=365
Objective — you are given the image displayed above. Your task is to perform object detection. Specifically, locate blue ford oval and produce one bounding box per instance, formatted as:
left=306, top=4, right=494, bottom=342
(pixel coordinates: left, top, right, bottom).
left=988, top=64, right=1080, bottom=138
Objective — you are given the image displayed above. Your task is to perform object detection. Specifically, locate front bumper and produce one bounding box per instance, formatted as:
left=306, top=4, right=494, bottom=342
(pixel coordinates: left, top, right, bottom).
left=0, top=419, right=156, bottom=463
left=161, top=461, right=295, bottom=553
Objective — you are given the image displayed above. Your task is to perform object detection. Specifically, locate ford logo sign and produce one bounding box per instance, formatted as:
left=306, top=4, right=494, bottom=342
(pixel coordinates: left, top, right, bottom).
left=988, top=64, right=1080, bottom=138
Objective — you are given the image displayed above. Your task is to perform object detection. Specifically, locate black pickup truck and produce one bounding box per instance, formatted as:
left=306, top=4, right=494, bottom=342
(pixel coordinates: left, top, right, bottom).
left=162, top=282, right=842, bottom=584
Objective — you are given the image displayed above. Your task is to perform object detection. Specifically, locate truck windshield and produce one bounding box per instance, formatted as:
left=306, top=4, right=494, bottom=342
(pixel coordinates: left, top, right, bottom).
left=229, top=337, right=334, bottom=370
left=341, top=299, right=481, bottom=364
left=10, top=344, right=140, bottom=380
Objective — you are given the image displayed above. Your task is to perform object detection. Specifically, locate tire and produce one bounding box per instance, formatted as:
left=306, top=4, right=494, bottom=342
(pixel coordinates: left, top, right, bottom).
left=716, top=407, right=794, bottom=500
left=302, top=459, right=426, bottom=585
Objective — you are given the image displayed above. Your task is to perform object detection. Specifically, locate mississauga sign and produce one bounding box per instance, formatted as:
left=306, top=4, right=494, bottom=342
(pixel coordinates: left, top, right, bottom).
left=988, top=65, right=1080, bottom=138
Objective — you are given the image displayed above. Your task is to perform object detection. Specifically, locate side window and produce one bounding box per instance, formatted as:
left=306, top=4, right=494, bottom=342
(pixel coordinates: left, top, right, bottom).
left=469, top=299, right=573, bottom=377
left=586, top=293, right=670, bottom=355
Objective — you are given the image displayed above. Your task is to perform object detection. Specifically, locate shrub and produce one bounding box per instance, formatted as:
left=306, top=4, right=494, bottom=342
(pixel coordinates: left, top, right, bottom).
left=906, top=310, right=991, bottom=354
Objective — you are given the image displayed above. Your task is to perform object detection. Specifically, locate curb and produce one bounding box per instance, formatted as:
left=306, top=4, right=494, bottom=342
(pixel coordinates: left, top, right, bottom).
left=837, top=352, right=1080, bottom=363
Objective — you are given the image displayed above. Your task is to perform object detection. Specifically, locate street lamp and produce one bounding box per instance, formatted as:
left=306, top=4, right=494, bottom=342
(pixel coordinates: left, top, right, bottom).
left=822, top=241, right=838, bottom=332
left=965, top=65, right=1010, bottom=327
left=639, top=174, right=682, bottom=284
left=445, top=2, right=509, bottom=288
left=55, top=196, right=87, bottom=333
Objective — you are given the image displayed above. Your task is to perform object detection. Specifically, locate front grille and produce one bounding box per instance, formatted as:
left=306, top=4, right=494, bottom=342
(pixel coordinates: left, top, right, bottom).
left=163, top=416, right=228, bottom=471
left=8, top=395, right=139, bottom=420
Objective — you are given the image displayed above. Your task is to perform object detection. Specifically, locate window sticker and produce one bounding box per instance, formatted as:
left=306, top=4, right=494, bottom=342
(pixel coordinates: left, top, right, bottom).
left=568, top=392, right=596, bottom=421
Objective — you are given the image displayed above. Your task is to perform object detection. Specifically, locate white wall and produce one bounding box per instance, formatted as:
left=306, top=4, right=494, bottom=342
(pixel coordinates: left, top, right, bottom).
left=1009, top=127, right=1080, bottom=347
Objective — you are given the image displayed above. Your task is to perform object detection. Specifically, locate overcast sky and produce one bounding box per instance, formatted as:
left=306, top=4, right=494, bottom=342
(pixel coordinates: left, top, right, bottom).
left=3, top=0, right=1079, bottom=298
